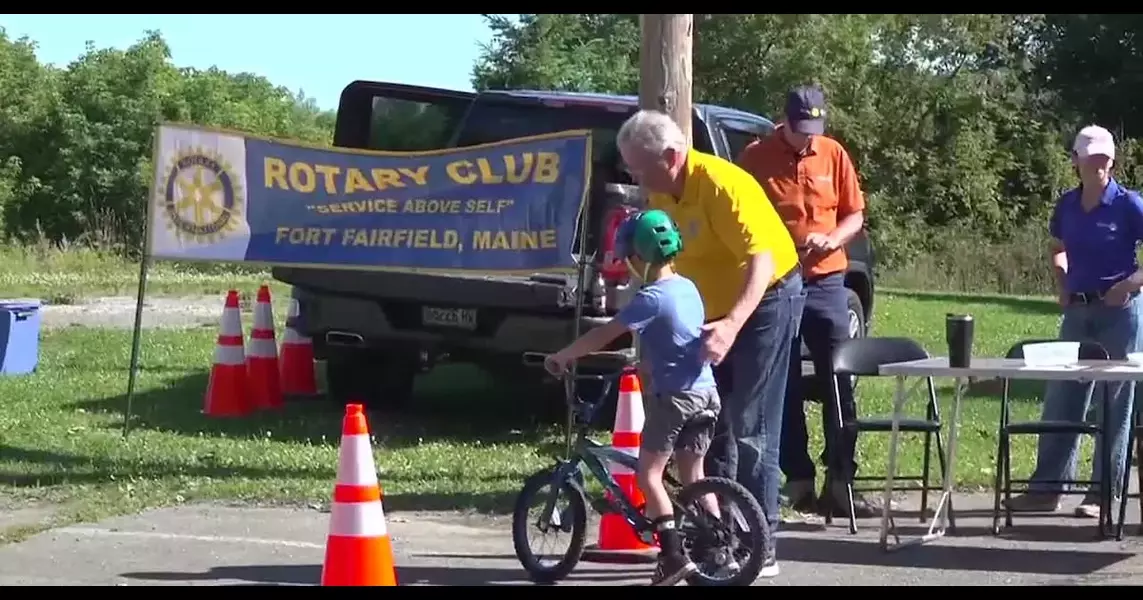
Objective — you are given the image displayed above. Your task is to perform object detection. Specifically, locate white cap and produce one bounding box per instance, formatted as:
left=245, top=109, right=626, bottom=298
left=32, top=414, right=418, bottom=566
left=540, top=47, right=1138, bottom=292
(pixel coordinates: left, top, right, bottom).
left=1074, top=125, right=1116, bottom=160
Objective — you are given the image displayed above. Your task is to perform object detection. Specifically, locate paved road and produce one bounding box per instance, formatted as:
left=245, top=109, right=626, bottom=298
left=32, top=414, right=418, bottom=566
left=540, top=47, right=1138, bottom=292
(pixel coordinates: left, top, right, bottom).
left=3, top=491, right=1143, bottom=586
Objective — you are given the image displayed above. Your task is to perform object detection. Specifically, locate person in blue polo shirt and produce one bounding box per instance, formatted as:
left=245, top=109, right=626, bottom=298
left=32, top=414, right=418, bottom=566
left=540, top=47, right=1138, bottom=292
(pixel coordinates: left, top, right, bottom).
left=1005, top=125, right=1143, bottom=518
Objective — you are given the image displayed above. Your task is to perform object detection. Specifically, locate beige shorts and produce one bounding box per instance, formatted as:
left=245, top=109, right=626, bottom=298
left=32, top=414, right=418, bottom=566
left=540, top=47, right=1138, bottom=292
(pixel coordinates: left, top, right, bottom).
left=640, top=387, right=721, bottom=455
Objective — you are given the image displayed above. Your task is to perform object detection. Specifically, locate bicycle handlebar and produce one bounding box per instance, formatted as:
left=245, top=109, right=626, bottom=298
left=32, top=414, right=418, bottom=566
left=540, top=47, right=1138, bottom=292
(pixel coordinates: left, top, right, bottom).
left=563, top=370, right=629, bottom=426
left=568, top=370, right=626, bottom=384
left=519, top=353, right=632, bottom=425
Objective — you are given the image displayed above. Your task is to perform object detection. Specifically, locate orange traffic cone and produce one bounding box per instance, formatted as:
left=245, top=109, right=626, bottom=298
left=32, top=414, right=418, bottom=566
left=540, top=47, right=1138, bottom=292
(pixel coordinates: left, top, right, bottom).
left=246, top=284, right=283, bottom=410
left=279, top=295, right=317, bottom=396
left=204, top=290, right=253, bottom=417
left=582, top=369, right=657, bottom=563
left=321, top=403, right=397, bottom=587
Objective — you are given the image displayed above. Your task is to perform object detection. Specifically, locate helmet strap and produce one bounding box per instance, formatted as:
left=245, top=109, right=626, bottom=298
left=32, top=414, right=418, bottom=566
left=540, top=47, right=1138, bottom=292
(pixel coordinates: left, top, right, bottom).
left=624, top=257, right=654, bottom=286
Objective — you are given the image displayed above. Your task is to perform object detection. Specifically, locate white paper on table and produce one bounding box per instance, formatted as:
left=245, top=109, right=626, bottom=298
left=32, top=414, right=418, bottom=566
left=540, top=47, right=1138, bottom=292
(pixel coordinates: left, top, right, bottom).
left=1019, top=363, right=1084, bottom=372
left=1102, top=365, right=1143, bottom=374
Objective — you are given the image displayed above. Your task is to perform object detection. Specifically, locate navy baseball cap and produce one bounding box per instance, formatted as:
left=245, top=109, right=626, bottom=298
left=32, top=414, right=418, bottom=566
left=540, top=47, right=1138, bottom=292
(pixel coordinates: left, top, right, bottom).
left=785, top=85, right=827, bottom=135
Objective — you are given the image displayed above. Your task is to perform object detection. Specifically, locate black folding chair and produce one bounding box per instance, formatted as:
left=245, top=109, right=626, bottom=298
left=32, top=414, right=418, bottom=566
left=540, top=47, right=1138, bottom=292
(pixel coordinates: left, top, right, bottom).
left=992, top=339, right=1112, bottom=535
left=1116, top=388, right=1143, bottom=540
left=822, top=337, right=952, bottom=534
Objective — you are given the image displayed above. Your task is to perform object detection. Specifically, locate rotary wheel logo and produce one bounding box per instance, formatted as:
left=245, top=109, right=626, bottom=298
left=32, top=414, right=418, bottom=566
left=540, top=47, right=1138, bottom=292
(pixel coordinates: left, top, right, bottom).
left=159, top=147, right=244, bottom=243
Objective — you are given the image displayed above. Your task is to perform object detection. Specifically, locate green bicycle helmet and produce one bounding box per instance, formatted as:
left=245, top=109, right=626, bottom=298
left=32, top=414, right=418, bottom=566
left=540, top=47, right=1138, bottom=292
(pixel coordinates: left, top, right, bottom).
left=615, top=209, right=684, bottom=264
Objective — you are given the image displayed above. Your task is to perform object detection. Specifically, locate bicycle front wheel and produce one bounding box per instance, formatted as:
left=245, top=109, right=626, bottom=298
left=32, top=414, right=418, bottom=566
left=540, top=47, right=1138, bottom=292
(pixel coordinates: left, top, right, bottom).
left=511, top=467, right=588, bottom=584
left=676, top=476, right=770, bottom=587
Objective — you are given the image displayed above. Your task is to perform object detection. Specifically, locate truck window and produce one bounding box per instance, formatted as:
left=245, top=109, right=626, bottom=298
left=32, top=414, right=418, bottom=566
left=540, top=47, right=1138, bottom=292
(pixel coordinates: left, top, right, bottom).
left=719, top=117, right=774, bottom=161
left=454, top=100, right=633, bottom=183
left=355, top=89, right=716, bottom=183
left=367, top=96, right=468, bottom=152
left=724, top=128, right=758, bottom=162
left=453, top=100, right=716, bottom=185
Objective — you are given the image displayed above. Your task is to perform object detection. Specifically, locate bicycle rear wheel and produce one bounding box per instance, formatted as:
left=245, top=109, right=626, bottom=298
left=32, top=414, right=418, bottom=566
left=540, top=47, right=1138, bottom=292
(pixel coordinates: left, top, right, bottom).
left=675, top=476, right=770, bottom=587
left=511, top=467, right=588, bottom=584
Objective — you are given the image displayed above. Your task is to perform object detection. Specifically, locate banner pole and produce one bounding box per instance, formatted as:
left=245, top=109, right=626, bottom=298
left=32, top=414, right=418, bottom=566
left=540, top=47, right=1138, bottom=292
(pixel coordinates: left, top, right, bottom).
left=123, top=255, right=150, bottom=438
left=125, top=123, right=163, bottom=439
left=565, top=180, right=593, bottom=460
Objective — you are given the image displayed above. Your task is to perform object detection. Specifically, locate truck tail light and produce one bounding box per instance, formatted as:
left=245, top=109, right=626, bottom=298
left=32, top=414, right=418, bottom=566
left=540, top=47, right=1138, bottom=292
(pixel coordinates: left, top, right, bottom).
left=598, top=204, right=637, bottom=285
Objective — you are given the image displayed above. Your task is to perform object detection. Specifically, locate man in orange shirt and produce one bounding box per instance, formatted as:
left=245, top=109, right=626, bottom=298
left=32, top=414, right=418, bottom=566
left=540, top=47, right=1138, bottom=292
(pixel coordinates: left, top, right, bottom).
left=737, top=85, right=873, bottom=519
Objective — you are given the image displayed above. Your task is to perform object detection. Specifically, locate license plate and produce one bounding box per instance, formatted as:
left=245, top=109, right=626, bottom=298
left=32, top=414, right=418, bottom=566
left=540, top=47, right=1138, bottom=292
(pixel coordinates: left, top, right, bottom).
left=421, top=306, right=478, bottom=330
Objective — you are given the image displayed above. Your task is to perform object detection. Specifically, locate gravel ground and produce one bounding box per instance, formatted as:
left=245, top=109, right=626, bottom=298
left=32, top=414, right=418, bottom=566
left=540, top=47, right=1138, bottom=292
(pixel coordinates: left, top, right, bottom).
left=40, top=296, right=239, bottom=330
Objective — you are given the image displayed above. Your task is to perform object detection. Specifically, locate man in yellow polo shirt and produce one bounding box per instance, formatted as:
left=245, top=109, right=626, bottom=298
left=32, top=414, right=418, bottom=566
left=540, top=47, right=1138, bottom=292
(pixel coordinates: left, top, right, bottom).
left=617, top=109, right=805, bottom=579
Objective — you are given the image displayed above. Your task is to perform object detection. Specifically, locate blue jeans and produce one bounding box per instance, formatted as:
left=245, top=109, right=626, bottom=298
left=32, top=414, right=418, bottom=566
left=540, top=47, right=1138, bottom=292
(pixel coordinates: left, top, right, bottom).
left=1028, top=294, right=1143, bottom=494
left=704, top=272, right=806, bottom=534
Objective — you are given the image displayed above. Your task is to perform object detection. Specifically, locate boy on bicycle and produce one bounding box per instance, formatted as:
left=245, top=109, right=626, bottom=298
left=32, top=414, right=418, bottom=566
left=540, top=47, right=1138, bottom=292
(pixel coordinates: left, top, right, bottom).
left=545, top=209, right=722, bottom=587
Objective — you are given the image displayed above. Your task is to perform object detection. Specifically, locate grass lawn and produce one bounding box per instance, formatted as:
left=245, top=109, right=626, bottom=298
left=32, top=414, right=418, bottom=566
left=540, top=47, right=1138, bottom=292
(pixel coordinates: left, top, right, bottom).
left=0, top=326, right=565, bottom=540
left=0, top=244, right=1093, bottom=539
left=0, top=286, right=1088, bottom=540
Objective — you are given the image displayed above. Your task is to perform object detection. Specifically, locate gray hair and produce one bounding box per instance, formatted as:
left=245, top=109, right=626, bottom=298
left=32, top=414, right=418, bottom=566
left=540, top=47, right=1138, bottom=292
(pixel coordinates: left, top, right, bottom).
left=616, top=110, right=688, bottom=157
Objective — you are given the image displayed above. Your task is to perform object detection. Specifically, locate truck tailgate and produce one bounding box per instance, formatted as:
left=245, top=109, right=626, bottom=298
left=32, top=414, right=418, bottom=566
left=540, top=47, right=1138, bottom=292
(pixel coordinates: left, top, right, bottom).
left=271, top=266, right=576, bottom=312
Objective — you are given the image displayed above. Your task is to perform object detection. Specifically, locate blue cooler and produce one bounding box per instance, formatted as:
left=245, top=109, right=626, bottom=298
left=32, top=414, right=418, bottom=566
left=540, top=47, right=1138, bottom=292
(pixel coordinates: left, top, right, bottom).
left=0, top=299, right=43, bottom=375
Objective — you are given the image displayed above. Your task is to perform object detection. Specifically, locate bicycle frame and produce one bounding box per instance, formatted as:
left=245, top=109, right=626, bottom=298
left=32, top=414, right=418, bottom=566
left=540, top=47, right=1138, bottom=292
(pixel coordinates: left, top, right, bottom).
left=541, top=409, right=686, bottom=538
left=521, top=371, right=758, bottom=585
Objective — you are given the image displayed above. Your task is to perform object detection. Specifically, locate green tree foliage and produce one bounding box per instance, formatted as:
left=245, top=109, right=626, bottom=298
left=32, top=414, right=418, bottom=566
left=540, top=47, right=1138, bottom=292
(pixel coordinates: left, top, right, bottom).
left=0, top=29, right=334, bottom=253
left=473, top=14, right=1141, bottom=293
left=472, top=14, right=640, bottom=94
left=5, top=17, right=1143, bottom=295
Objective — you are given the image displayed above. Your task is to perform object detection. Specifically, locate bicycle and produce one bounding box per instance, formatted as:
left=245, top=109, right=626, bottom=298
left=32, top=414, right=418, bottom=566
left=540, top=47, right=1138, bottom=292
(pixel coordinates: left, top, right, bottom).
left=510, top=369, right=771, bottom=586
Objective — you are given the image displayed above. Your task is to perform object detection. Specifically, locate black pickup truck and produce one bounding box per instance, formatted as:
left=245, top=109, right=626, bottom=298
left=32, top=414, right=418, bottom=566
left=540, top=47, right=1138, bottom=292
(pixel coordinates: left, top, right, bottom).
left=272, top=80, right=876, bottom=410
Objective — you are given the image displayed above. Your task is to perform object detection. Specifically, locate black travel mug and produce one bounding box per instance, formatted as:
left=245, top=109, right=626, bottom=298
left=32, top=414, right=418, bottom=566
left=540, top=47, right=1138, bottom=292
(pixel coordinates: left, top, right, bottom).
left=946, top=314, right=974, bottom=369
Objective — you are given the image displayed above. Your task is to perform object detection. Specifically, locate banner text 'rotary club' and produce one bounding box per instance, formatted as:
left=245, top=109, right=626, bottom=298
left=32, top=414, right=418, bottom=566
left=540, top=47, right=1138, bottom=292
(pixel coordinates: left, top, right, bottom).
left=261, top=151, right=561, bottom=193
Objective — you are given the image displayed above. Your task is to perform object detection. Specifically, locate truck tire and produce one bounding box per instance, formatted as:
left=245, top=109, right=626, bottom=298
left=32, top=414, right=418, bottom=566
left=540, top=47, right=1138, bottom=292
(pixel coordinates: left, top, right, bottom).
left=800, top=287, right=866, bottom=402
left=326, top=350, right=418, bottom=410
left=570, top=372, right=619, bottom=433
left=845, top=287, right=866, bottom=391
left=523, top=375, right=619, bottom=432
left=488, top=365, right=619, bottom=431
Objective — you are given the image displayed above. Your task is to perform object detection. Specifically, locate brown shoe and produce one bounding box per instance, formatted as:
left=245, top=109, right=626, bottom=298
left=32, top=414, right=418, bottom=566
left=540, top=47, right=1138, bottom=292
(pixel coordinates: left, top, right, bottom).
left=818, top=481, right=897, bottom=519
left=1002, top=492, right=1062, bottom=513
left=781, top=479, right=817, bottom=513
left=1074, top=492, right=1117, bottom=519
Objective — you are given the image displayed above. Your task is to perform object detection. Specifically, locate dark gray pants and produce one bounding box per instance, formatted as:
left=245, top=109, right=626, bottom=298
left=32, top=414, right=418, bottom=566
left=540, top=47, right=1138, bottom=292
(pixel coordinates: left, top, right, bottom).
left=781, top=272, right=857, bottom=483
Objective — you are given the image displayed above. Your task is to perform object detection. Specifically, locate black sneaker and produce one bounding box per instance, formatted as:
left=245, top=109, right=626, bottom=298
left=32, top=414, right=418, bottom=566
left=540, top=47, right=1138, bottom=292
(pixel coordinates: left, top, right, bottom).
left=691, top=537, right=742, bottom=579
left=650, top=552, right=698, bottom=587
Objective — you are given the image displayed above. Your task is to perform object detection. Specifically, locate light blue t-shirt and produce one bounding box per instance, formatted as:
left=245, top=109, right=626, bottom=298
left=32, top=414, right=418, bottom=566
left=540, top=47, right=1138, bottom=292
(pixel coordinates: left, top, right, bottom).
left=615, top=274, right=717, bottom=395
